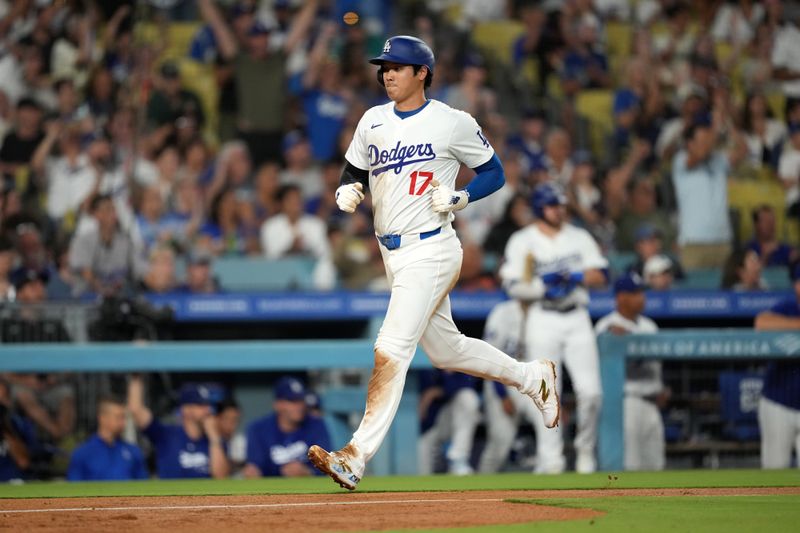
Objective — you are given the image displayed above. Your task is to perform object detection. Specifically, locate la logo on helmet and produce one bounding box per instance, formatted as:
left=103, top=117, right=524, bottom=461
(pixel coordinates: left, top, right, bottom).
left=383, top=40, right=391, bottom=53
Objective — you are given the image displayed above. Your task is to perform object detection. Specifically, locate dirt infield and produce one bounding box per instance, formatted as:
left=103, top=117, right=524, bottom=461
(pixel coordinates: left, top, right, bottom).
left=1, top=487, right=798, bottom=532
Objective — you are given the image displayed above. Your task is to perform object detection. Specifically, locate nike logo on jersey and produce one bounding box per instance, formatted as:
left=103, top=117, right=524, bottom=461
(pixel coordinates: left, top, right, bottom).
left=368, top=141, right=436, bottom=176
left=371, top=123, right=383, bottom=129
left=539, top=379, right=550, bottom=403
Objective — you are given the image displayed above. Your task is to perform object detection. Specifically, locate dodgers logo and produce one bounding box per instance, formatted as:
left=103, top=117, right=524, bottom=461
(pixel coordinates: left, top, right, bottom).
left=383, top=40, right=391, bottom=53
left=368, top=141, right=436, bottom=176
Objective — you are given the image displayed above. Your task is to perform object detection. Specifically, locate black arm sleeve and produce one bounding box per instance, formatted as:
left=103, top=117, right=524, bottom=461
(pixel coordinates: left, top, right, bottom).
left=339, top=161, right=369, bottom=191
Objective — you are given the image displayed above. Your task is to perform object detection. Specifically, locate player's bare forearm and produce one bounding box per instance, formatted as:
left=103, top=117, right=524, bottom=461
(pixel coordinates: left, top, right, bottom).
left=583, top=269, right=607, bottom=288
left=755, top=312, right=800, bottom=331
left=126, top=375, right=153, bottom=429
left=209, top=440, right=230, bottom=478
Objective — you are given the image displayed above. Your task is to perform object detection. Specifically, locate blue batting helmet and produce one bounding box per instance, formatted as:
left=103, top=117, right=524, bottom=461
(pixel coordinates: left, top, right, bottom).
left=531, top=182, right=567, bottom=219
left=370, top=35, right=435, bottom=86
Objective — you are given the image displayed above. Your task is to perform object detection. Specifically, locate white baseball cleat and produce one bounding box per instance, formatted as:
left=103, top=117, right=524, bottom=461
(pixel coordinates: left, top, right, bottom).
left=307, top=444, right=362, bottom=491
left=527, top=359, right=560, bottom=428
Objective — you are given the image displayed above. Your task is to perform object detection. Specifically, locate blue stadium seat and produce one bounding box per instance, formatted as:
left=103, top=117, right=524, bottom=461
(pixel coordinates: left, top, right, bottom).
left=718, top=372, right=763, bottom=441
left=674, top=269, right=721, bottom=290
left=214, top=257, right=317, bottom=291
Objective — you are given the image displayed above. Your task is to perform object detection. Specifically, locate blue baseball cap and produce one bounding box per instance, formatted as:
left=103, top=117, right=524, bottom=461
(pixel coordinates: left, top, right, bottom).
left=179, top=383, right=224, bottom=406
left=635, top=224, right=662, bottom=242
left=275, top=376, right=307, bottom=401
left=614, top=272, right=645, bottom=294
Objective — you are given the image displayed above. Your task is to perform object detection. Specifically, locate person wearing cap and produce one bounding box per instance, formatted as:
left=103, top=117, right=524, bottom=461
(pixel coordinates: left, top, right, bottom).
left=643, top=254, right=675, bottom=291
left=655, top=82, right=707, bottom=160
left=754, top=262, right=800, bottom=469
left=595, top=273, right=668, bottom=471
left=198, top=0, right=318, bottom=165
left=624, top=223, right=685, bottom=281
left=67, top=395, right=148, bottom=481
left=243, top=376, right=331, bottom=478
left=177, top=249, right=221, bottom=294
left=146, top=61, right=205, bottom=130
left=127, top=376, right=230, bottom=479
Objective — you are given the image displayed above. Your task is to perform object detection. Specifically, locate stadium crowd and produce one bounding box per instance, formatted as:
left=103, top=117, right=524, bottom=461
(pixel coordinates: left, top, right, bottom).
left=2, top=0, right=800, bottom=480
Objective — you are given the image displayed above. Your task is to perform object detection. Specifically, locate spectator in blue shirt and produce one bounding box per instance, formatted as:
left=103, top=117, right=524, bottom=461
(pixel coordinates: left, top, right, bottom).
left=671, top=122, right=746, bottom=269
left=128, top=376, right=230, bottom=479
left=754, top=262, right=800, bottom=469
left=67, top=395, right=148, bottom=481
left=0, top=379, right=34, bottom=482
left=745, top=205, right=796, bottom=268
left=243, top=376, right=331, bottom=478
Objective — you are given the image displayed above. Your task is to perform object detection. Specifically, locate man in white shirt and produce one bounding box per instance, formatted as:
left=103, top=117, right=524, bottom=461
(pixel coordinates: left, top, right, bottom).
left=771, top=15, right=800, bottom=103
left=260, top=184, right=334, bottom=289
left=779, top=122, right=800, bottom=215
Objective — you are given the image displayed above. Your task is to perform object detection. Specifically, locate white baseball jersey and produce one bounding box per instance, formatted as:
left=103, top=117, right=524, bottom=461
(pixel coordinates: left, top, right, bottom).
left=500, top=224, right=608, bottom=308
left=594, top=311, right=662, bottom=397
left=344, top=99, right=494, bottom=236
left=483, top=299, right=527, bottom=360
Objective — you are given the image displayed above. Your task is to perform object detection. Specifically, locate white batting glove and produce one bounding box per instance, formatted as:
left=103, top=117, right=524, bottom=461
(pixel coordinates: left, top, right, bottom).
left=335, top=182, right=365, bottom=213
left=430, top=181, right=469, bottom=213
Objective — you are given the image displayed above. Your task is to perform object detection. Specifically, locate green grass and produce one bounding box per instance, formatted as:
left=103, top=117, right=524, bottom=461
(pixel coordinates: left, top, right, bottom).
left=0, top=469, right=798, bottom=499
left=396, top=496, right=800, bottom=533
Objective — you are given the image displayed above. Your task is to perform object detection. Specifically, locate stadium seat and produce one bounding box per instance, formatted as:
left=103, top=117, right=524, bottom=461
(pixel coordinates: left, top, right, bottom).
left=575, top=89, right=614, bottom=158
left=606, top=251, right=637, bottom=277
left=762, top=267, right=791, bottom=290
left=472, top=20, right=525, bottom=66
left=675, top=269, right=721, bottom=290
left=718, top=372, right=763, bottom=441
left=214, top=257, right=317, bottom=291
left=728, top=178, right=787, bottom=243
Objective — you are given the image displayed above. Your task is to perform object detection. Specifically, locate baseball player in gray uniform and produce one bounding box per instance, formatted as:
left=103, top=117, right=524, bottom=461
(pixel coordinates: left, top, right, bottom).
left=595, top=273, right=668, bottom=471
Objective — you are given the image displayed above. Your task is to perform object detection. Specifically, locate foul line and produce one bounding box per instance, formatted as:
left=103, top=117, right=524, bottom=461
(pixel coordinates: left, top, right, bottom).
left=0, top=497, right=504, bottom=515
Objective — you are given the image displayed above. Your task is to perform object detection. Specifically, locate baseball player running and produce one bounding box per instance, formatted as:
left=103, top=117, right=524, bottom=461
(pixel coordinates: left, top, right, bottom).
left=307, top=35, right=559, bottom=490
left=500, top=182, right=608, bottom=473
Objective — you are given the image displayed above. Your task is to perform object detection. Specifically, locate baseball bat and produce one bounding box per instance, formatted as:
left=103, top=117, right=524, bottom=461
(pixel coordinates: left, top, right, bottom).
left=523, top=252, right=535, bottom=283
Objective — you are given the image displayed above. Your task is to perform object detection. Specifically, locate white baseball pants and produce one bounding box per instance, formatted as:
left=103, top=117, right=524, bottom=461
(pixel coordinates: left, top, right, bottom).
left=759, top=397, right=800, bottom=469
left=418, top=387, right=481, bottom=474
left=525, top=306, right=602, bottom=471
left=350, top=226, right=544, bottom=470
left=624, top=396, right=665, bottom=471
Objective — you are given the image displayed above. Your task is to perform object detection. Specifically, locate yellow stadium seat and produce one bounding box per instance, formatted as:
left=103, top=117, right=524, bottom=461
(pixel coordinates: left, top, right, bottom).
left=575, top=89, right=614, bottom=157
left=606, top=22, right=632, bottom=58
left=766, top=91, right=786, bottom=121
left=728, top=178, right=789, bottom=242
left=472, top=20, right=525, bottom=66
left=163, top=22, right=203, bottom=60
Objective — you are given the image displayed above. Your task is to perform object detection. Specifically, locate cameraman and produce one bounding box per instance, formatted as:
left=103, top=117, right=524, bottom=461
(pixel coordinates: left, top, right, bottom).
left=0, top=379, right=35, bottom=482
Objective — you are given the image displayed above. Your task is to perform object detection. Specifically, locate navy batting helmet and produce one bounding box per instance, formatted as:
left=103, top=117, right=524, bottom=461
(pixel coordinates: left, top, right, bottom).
left=370, top=35, right=435, bottom=87
left=531, top=182, right=567, bottom=219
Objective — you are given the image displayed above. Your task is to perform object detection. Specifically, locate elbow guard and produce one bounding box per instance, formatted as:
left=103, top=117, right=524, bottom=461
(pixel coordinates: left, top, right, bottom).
left=340, top=161, right=369, bottom=191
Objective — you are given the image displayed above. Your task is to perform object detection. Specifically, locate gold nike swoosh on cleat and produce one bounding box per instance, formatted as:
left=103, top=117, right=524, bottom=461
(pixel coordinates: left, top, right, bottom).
left=539, top=379, right=549, bottom=403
